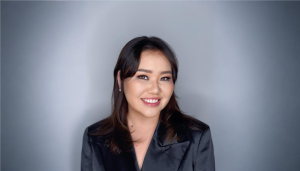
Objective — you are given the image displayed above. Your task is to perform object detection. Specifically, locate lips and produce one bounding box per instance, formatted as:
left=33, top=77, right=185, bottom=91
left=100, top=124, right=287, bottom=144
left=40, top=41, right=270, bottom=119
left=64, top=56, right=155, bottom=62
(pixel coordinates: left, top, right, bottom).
left=141, top=98, right=161, bottom=107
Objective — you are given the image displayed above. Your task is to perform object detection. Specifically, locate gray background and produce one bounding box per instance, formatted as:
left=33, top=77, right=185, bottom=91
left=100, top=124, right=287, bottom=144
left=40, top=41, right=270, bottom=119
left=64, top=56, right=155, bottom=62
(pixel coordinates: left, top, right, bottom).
left=2, top=1, right=300, bottom=171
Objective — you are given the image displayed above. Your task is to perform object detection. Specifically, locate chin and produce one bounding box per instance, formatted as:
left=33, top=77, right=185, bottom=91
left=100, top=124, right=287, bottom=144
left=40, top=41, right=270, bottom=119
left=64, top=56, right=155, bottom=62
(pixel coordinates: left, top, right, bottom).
left=141, top=111, right=160, bottom=118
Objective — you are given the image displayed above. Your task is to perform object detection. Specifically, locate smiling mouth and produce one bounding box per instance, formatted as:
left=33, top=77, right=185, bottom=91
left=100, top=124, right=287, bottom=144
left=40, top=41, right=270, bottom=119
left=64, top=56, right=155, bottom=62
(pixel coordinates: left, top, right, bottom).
left=141, top=98, right=161, bottom=107
left=141, top=98, right=160, bottom=103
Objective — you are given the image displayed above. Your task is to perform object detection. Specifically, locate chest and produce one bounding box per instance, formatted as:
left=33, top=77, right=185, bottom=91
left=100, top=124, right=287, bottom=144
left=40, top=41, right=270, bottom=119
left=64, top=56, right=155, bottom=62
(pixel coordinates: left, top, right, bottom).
left=94, top=139, right=193, bottom=171
left=133, top=140, right=152, bottom=170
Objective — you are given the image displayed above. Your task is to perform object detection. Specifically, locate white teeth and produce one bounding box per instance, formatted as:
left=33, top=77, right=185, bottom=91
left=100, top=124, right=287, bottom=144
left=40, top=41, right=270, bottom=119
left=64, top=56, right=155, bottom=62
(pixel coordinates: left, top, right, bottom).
left=142, top=99, right=159, bottom=103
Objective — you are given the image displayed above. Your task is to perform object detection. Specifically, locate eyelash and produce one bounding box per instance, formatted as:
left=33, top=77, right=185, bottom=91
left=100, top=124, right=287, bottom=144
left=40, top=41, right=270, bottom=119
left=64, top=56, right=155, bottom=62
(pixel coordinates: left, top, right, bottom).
left=137, top=75, right=171, bottom=81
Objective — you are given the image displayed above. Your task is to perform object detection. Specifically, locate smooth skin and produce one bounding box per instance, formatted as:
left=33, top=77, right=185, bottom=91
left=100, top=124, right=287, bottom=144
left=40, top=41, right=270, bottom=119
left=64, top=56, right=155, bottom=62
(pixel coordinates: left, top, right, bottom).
left=117, top=50, right=174, bottom=170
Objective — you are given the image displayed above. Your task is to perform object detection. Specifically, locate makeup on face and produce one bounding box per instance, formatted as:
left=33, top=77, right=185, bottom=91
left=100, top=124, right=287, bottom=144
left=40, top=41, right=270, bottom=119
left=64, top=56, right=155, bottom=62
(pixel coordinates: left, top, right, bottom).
left=141, top=97, right=161, bottom=107
left=124, top=50, right=174, bottom=118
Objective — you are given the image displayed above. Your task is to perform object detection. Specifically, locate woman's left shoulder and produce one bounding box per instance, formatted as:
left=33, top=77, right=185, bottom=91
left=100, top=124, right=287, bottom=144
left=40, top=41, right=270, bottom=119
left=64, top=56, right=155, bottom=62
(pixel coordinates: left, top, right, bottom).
left=181, top=116, right=215, bottom=170
left=182, top=114, right=211, bottom=130
left=179, top=115, right=212, bottom=142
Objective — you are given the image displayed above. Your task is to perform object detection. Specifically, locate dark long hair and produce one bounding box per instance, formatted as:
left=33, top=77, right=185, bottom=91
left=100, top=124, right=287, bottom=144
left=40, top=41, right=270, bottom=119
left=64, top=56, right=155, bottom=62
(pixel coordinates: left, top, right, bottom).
left=90, top=36, right=204, bottom=154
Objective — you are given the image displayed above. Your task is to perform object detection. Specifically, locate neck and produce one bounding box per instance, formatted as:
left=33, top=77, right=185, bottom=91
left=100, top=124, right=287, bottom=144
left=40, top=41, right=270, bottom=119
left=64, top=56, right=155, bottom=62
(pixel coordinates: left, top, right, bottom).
left=127, top=112, right=160, bottom=142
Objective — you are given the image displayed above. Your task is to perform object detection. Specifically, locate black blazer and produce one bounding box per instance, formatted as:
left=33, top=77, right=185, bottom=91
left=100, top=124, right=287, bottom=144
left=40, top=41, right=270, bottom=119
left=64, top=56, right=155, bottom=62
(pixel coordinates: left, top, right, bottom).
left=81, top=119, right=215, bottom=171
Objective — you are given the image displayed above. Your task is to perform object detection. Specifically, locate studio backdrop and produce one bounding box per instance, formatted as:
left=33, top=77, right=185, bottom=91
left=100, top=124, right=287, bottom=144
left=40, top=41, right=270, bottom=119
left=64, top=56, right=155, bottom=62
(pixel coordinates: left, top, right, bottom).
left=2, top=1, right=300, bottom=171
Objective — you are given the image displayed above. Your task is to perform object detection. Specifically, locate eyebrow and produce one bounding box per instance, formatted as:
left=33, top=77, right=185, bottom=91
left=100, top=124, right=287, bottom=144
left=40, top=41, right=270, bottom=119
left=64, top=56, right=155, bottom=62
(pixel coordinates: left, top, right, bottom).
left=137, top=69, right=172, bottom=74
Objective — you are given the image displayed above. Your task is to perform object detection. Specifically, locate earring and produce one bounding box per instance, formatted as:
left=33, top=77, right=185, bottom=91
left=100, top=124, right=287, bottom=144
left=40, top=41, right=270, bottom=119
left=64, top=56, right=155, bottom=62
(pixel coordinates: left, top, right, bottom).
left=119, top=88, right=121, bottom=92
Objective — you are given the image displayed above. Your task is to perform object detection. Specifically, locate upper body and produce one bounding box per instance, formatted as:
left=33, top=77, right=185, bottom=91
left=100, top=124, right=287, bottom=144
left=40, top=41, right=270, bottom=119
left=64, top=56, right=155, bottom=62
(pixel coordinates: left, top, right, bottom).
left=81, top=118, right=215, bottom=171
left=81, top=36, right=215, bottom=171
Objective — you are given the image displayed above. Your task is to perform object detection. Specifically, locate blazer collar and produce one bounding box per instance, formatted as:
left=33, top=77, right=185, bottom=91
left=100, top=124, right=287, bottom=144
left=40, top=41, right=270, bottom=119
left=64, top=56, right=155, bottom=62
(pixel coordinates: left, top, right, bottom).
left=94, top=119, right=191, bottom=171
left=139, top=119, right=190, bottom=171
left=155, top=119, right=179, bottom=146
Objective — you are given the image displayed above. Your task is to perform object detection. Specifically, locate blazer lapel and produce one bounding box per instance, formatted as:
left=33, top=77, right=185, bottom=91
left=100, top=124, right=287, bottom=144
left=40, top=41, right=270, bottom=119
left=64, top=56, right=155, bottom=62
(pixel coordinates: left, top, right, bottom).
left=97, top=142, right=140, bottom=171
left=141, top=120, right=190, bottom=171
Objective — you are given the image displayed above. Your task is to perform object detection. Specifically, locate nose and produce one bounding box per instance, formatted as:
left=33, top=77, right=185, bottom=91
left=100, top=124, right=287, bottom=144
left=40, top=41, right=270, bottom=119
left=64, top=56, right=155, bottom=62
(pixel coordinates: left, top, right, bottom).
left=147, top=80, right=160, bottom=94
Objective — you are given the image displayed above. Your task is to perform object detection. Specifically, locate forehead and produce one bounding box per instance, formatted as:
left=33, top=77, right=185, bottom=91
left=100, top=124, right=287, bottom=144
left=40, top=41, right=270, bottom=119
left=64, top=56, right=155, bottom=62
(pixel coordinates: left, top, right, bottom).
left=138, top=50, right=171, bottom=71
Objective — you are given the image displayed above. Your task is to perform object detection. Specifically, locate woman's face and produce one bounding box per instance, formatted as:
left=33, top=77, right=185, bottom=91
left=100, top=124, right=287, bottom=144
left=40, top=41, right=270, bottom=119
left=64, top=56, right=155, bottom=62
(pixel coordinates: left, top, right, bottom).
left=122, top=50, right=174, bottom=119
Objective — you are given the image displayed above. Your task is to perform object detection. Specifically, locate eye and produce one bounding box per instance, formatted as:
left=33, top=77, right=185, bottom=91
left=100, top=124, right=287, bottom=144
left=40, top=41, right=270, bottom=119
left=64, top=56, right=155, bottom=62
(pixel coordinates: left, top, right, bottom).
left=161, top=77, right=171, bottom=81
left=137, top=75, right=148, bottom=80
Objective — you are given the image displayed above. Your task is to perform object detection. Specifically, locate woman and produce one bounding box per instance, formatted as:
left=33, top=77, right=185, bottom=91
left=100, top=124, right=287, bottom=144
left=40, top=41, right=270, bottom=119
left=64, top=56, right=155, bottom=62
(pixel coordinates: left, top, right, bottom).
left=81, top=36, right=215, bottom=171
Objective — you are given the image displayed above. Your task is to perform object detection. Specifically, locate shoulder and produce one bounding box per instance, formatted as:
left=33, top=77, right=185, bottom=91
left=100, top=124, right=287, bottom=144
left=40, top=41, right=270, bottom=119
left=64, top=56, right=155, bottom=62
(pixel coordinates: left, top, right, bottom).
left=178, top=115, right=212, bottom=143
left=83, top=118, right=110, bottom=144
left=183, top=117, right=215, bottom=169
left=86, top=120, right=104, bottom=133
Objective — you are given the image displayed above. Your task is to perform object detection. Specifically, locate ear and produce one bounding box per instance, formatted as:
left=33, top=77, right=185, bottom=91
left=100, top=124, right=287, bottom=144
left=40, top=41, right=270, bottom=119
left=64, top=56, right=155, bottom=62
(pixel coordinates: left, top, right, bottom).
left=117, top=70, right=121, bottom=90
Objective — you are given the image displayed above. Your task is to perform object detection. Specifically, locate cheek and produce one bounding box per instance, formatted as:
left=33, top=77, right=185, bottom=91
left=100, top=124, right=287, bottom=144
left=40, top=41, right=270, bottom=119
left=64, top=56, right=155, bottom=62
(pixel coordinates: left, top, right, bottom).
left=124, top=81, right=145, bottom=100
left=159, top=83, right=174, bottom=109
left=162, top=82, right=174, bottom=97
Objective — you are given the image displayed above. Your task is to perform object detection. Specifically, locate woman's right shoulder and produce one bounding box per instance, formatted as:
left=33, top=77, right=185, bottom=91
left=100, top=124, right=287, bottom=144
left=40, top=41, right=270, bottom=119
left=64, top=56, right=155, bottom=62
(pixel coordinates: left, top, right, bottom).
left=85, top=120, right=103, bottom=133
left=85, top=117, right=110, bottom=133
left=83, top=118, right=111, bottom=144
